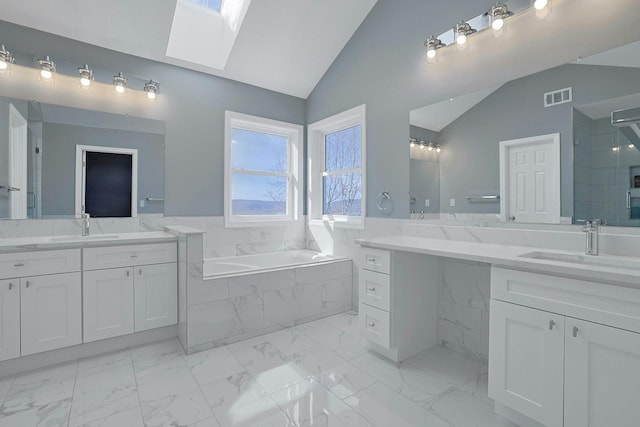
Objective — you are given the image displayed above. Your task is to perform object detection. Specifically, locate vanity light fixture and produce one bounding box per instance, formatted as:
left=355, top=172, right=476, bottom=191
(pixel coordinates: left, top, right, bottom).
left=78, top=64, right=93, bottom=87
left=612, top=146, right=620, bottom=152
left=533, top=0, right=549, bottom=11
left=425, top=35, right=446, bottom=60
left=37, top=55, right=56, bottom=79
left=419, top=141, right=426, bottom=150
left=427, top=142, right=434, bottom=151
left=113, top=72, right=127, bottom=94
left=489, top=2, right=513, bottom=31
left=143, top=80, right=160, bottom=100
left=629, top=144, right=635, bottom=149
left=436, top=144, right=442, bottom=153
left=0, top=45, right=15, bottom=70
left=409, top=138, right=417, bottom=148
left=455, top=21, right=476, bottom=45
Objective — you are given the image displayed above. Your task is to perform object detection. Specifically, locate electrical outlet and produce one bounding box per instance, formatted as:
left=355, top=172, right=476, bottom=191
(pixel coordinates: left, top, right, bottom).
left=425, top=199, right=430, bottom=207
left=450, top=198, right=456, bottom=207
left=139, top=200, right=145, bottom=208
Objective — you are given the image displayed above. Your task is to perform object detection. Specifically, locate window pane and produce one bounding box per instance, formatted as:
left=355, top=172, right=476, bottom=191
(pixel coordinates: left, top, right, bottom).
left=231, top=173, right=287, bottom=215
left=325, top=125, right=362, bottom=171
left=231, top=128, right=288, bottom=172
left=323, top=173, right=362, bottom=215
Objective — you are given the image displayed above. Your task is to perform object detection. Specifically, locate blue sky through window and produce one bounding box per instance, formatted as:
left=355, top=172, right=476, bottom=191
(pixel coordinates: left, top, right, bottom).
left=191, top=0, right=223, bottom=11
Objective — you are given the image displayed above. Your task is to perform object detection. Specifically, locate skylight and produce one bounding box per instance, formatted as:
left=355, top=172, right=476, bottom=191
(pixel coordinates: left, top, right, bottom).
left=191, top=0, right=223, bottom=12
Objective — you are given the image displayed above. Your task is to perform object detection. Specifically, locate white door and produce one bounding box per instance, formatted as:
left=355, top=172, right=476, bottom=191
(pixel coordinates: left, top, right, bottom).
left=83, top=268, right=134, bottom=342
left=0, top=279, right=20, bottom=362
left=564, top=319, right=640, bottom=427
left=500, top=133, right=560, bottom=223
left=21, top=272, right=82, bottom=355
left=488, top=300, right=565, bottom=427
left=134, top=263, right=177, bottom=332
left=8, top=104, right=27, bottom=219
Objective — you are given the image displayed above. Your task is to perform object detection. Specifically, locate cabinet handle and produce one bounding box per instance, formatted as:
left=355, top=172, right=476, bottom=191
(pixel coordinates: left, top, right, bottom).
left=573, top=326, right=579, bottom=338
left=131, top=254, right=138, bottom=258
left=367, top=258, right=376, bottom=263
left=549, top=320, right=556, bottom=330
left=8, top=283, right=13, bottom=290
left=368, top=287, right=376, bottom=292
left=25, top=281, right=30, bottom=288
left=367, top=322, right=376, bottom=328
left=126, top=270, right=130, bottom=277
left=139, top=269, right=142, bottom=276
left=13, top=263, right=24, bottom=267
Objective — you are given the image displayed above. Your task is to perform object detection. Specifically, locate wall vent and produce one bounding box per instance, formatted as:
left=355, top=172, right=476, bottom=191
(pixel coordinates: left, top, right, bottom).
left=544, top=87, right=572, bottom=107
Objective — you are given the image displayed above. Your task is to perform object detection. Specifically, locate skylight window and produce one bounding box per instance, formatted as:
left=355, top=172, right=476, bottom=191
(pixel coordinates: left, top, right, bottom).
left=191, top=0, right=223, bottom=11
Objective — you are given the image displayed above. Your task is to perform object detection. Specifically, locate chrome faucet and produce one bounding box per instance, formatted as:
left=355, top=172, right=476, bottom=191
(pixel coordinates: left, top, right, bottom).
left=581, top=219, right=601, bottom=256
left=80, top=212, right=90, bottom=236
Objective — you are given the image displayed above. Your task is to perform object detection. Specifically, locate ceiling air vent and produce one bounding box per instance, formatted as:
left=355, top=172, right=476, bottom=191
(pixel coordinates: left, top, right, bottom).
left=544, top=87, right=572, bottom=107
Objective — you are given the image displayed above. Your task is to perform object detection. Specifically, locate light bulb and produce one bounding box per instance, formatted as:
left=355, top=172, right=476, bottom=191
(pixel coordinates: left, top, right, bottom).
left=115, top=84, right=125, bottom=94
left=427, top=49, right=436, bottom=59
left=147, top=91, right=156, bottom=100
left=492, top=18, right=504, bottom=30
left=612, top=147, right=619, bottom=152
left=80, top=77, right=91, bottom=87
left=40, top=69, right=52, bottom=79
left=436, top=146, right=442, bottom=153
left=0, top=61, right=7, bottom=70
left=456, top=34, right=467, bottom=45
left=629, top=144, right=635, bottom=149
left=428, top=144, right=434, bottom=152
left=419, top=144, right=425, bottom=150
left=534, top=0, right=548, bottom=10
left=410, top=141, right=416, bottom=148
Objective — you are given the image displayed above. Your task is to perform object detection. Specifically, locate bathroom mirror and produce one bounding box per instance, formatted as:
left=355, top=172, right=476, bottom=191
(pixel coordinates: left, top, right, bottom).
left=408, top=39, right=640, bottom=226
left=0, top=96, right=165, bottom=219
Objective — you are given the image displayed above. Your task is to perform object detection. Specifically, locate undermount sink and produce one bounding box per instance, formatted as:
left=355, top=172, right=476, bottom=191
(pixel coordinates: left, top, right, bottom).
left=520, top=251, right=640, bottom=271
left=48, top=234, right=120, bottom=242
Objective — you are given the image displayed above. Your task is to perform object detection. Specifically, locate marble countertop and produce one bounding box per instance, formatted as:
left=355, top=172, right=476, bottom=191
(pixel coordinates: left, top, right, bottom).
left=356, top=235, right=640, bottom=288
left=0, top=231, right=178, bottom=252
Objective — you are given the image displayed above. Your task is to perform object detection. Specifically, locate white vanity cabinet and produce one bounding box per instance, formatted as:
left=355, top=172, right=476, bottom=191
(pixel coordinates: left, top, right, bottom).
left=83, top=242, right=177, bottom=340
left=0, top=279, right=20, bottom=361
left=358, top=246, right=438, bottom=362
left=0, top=249, right=83, bottom=358
left=489, top=267, right=640, bottom=427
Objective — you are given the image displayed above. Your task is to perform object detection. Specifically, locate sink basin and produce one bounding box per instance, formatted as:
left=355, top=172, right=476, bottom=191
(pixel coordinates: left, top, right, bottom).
left=48, top=234, right=120, bottom=243
left=520, top=251, right=640, bottom=271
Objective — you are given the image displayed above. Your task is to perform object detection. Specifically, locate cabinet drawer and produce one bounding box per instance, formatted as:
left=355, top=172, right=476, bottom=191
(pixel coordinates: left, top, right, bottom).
left=359, top=270, right=391, bottom=311
left=492, top=267, right=640, bottom=335
left=360, top=247, right=390, bottom=274
left=83, top=243, right=177, bottom=270
left=0, top=249, right=80, bottom=279
left=360, top=303, right=390, bottom=348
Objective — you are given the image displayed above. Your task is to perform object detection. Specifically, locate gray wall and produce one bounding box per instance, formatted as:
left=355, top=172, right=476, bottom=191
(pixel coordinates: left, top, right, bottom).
left=41, top=123, right=164, bottom=216
left=437, top=64, right=640, bottom=217
left=0, top=20, right=306, bottom=217
left=409, top=125, right=440, bottom=213
left=573, top=108, right=593, bottom=221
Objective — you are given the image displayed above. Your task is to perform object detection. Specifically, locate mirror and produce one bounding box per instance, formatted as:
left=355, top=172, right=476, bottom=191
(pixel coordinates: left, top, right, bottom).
left=409, top=39, right=640, bottom=226
left=0, top=96, right=165, bottom=219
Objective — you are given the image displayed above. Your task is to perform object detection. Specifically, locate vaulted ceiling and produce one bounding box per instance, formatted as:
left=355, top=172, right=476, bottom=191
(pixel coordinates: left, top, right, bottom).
left=0, top=0, right=378, bottom=98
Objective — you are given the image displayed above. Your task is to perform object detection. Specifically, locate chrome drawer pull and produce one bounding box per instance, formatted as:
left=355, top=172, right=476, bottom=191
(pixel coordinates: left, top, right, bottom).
left=367, top=323, right=376, bottom=328
left=549, top=320, right=555, bottom=330
left=25, top=281, right=30, bottom=288
left=13, top=263, right=24, bottom=267
left=573, top=326, right=579, bottom=338
left=367, top=258, right=376, bottom=263
left=368, top=287, right=376, bottom=292
left=126, top=270, right=130, bottom=277
left=8, top=283, right=13, bottom=290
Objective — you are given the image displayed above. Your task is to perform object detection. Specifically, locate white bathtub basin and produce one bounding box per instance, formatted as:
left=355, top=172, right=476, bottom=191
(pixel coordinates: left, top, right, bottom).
left=520, top=251, right=640, bottom=271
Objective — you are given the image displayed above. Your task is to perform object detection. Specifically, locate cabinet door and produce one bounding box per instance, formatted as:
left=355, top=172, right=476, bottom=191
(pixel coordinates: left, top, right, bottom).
left=83, top=268, right=134, bottom=342
left=565, top=319, right=640, bottom=427
left=134, top=263, right=177, bottom=332
left=0, top=279, right=20, bottom=361
left=488, top=300, right=564, bottom=427
left=21, top=272, right=82, bottom=355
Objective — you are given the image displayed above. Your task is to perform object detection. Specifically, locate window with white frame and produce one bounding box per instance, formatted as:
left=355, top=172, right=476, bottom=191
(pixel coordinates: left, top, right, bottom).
left=224, top=111, right=303, bottom=227
left=308, top=105, right=366, bottom=229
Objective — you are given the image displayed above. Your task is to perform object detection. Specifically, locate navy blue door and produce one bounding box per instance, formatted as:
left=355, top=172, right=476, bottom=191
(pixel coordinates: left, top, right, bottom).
left=85, top=152, right=132, bottom=217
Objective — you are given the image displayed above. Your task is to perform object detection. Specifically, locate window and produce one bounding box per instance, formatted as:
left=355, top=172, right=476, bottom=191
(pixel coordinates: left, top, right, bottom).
left=224, top=111, right=303, bottom=227
left=308, top=105, right=366, bottom=229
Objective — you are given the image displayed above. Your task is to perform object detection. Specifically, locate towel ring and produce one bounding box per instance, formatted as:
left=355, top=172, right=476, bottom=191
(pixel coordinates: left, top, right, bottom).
left=376, top=191, right=393, bottom=213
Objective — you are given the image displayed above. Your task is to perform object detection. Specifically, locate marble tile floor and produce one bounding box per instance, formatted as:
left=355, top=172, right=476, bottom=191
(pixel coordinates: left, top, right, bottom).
left=0, top=312, right=516, bottom=427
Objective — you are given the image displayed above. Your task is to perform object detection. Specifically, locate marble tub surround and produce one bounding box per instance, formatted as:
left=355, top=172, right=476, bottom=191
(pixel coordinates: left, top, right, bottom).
left=0, top=313, right=514, bottom=427
left=186, top=259, right=353, bottom=354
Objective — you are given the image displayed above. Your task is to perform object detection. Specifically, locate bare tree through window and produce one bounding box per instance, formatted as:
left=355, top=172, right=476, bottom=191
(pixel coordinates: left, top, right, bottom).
left=323, top=125, right=362, bottom=215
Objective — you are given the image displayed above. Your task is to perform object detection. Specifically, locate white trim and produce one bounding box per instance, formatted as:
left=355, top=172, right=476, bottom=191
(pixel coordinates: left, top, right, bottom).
left=499, top=133, right=561, bottom=224
left=224, top=111, right=303, bottom=228
left=8, top=104, right=28, bottom=219
left=307, top=104, right=367, bottom=230
left=74, top=145, right=138, bottom=218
